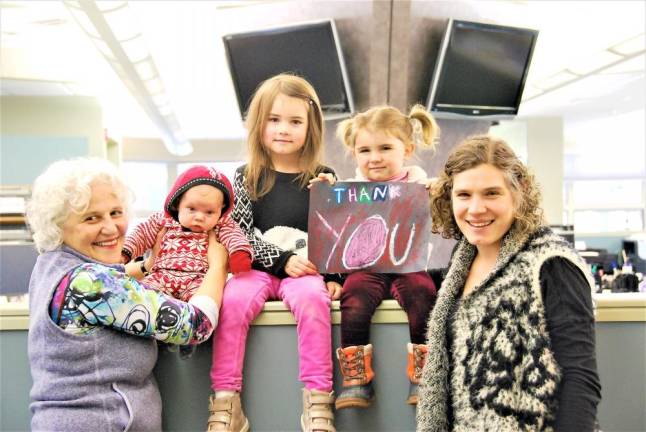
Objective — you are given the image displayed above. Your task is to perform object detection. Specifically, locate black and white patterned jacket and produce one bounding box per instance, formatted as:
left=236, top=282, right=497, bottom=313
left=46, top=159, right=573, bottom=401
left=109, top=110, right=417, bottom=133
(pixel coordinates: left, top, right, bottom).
left=416, top=226, right=594, bottom=431
left=231, top=165, right=341, bottom=282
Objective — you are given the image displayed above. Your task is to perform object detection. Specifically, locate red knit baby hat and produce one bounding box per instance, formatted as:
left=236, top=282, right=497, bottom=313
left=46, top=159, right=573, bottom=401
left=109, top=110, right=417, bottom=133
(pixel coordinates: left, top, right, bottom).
left=164, top=165, right=234, bottom=222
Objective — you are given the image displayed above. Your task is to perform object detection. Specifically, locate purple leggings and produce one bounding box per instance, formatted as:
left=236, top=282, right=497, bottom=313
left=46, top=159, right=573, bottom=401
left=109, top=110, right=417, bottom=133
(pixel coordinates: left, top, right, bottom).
left=210, top=270, right=333, bottom=392
left=340, top=271, right=437, bottom=347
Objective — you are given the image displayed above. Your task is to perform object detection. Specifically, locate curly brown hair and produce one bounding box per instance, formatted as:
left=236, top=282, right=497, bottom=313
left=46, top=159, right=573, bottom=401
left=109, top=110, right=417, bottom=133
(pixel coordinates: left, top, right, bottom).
left=430, top=135, right=544, bottom=240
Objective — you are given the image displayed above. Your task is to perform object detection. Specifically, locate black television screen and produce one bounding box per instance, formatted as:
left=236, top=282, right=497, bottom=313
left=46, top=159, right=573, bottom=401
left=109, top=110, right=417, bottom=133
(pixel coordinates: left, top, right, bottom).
left=223, top=20, right=354, bottom=119
left=426, top=19, right=538, bottom=118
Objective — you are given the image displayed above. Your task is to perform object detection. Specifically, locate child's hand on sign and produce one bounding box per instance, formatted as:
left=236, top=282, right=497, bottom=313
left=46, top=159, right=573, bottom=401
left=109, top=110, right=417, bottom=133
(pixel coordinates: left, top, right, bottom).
left=326, top=281, right=342, bottom=300
left=423, top=177, right=437, bottom=190
left=308, top=172, right=336, bottom=189
left=285, top=255, right=318, bottom=277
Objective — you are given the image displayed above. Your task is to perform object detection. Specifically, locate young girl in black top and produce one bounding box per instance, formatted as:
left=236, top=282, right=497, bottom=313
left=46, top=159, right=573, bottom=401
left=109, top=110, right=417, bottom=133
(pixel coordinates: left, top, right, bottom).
left=206, top=74, right=339, bottom=432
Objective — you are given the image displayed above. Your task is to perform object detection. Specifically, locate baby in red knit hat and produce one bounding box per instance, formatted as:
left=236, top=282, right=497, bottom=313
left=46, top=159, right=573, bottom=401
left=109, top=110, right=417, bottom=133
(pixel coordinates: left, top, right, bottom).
left=122, top=165, right=253, bottom=356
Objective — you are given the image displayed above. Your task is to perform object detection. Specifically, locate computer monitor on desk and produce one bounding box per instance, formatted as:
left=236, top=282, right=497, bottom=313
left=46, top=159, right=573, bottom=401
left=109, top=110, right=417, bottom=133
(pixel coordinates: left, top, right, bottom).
left=622, top=239, right=646, bottom=273
left=580, top=248, right=616, bottom=273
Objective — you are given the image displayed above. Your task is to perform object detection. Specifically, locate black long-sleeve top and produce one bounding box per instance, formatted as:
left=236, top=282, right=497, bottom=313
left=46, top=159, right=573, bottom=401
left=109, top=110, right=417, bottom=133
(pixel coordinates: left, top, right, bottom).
left=232, top=165, right=342, bottom=283
left=540, top=257, right=602, bottom=431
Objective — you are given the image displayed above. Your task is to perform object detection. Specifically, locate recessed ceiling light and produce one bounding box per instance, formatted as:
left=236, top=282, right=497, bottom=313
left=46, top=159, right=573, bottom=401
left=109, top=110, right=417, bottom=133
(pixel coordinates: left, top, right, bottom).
left=567, top=50, right=624, bottom=75
left=32, top=18, right=67, bottom=26
left=611, top=33, right=645, bottom=56
left=535, top=70, right=579, bottom=90
left=601, top=54, right=645, bottom=75
left=521, top=85, right=543, bottom=101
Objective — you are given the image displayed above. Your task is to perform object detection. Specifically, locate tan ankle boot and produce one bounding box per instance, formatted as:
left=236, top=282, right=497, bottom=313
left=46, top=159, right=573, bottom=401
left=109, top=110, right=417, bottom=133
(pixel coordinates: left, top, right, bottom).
left=406, top=342, right=428, bottom=405
left=335, top=344, right=375, bottom=409
left=301, top=388, right=336, bottom=432
left=206, top=393, right=249, bottom=432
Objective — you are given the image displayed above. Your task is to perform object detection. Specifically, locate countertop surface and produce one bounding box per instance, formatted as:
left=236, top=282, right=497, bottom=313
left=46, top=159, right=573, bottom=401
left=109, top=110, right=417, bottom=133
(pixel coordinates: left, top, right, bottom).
left=2, top=293, right=646, bottom=330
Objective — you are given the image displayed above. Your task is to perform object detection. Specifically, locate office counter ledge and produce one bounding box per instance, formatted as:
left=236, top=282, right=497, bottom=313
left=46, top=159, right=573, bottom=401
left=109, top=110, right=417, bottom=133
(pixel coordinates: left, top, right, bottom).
left=2, top=293, right=646, bottom=330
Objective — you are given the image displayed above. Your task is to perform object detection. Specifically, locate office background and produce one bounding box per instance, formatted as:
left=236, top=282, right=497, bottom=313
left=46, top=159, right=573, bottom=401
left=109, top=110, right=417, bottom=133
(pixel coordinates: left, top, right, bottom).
left=2, top=0, right=644, bottom=258
left=1, top=1, right=645, bottom=431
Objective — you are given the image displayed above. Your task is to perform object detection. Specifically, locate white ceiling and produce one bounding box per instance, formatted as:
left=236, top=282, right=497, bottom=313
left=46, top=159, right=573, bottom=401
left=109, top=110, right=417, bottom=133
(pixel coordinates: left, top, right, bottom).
left=1, top=0, right=644, bottom=142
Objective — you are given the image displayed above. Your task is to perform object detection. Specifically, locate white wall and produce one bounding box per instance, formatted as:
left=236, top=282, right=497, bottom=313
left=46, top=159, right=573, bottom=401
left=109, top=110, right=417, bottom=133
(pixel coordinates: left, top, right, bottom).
left=1, top=96, right=106, bottom=185
left=121, top=137, right=246, bottom=162
left=490, top=117, right=564, bottom=225
left=1, top=96, right=105, bottom=157
left=525, top=117, right=564, bottom=225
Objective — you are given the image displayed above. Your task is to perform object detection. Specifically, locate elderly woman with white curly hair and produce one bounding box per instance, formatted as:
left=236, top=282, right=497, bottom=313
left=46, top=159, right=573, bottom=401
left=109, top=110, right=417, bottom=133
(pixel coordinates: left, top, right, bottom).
left=26, top=157, right=228, bottom=432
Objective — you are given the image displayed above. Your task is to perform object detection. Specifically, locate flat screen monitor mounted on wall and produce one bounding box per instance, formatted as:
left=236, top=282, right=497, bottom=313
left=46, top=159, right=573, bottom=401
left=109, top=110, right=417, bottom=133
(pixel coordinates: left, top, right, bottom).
left=223, top=19, right=354, bottom=120
left=426, top=19, right=538, bottom=119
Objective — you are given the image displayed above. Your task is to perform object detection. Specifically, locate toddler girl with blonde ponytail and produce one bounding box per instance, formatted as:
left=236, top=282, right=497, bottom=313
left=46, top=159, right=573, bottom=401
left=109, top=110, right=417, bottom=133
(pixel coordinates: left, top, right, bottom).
left=310, top=103, right=440, bottom=411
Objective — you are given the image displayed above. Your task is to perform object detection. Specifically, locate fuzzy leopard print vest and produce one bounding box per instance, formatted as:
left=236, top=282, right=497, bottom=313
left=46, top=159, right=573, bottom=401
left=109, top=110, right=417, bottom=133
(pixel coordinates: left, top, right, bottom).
left=416, top=226, right=594, bottom=432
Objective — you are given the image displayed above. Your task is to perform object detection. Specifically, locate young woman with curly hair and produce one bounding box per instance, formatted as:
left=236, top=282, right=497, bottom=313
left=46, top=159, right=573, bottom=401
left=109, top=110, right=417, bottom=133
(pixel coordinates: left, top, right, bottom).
left=417, top=135, right=601, bottom=432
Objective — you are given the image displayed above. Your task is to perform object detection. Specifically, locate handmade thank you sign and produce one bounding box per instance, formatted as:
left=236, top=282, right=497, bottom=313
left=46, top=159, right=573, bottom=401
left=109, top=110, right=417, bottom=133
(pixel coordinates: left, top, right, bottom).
left=308, top=182, right=431, bottom=273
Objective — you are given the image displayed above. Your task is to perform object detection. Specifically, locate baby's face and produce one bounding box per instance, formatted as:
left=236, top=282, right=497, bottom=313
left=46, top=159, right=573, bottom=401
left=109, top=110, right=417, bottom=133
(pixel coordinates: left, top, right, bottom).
left=177, top=184, right=224, bottom=233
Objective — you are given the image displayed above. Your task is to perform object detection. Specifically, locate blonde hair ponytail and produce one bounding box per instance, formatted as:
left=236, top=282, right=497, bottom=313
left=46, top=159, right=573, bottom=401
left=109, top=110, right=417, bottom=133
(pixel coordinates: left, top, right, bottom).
left=408, top=104, right=439, bottom=153
left=335, top=118, right=356, bottom=151
left=336, top=104, right=440, bottom=157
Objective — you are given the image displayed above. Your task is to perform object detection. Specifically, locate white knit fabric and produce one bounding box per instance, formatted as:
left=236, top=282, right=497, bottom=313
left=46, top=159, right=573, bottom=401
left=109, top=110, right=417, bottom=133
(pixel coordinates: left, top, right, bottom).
left=416, top=226, right=594, bottom=432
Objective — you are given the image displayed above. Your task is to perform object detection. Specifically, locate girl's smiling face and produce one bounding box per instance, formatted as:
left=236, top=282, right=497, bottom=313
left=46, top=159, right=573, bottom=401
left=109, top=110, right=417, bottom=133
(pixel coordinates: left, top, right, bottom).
left=262, top=93, right=309, bottom=166
left=353, top=128, right=412, bottom=181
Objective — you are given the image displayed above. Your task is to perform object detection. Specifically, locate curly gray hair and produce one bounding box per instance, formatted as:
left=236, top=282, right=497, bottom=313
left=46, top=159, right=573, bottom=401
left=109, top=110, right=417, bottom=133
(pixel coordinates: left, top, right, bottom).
left=26, top=158, right=132, bottom=253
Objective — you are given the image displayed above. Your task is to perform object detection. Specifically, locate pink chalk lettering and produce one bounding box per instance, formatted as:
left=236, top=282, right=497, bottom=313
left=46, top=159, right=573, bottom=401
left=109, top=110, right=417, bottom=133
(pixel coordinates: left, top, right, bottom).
left=342, top=215, right=388, bottom=269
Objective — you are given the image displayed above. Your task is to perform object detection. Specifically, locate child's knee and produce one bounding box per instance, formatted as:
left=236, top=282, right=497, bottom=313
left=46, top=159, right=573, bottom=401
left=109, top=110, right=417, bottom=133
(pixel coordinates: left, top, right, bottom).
left=290, top=280, right=330, bottom=309
left=221, top=287, right=264, bottom=316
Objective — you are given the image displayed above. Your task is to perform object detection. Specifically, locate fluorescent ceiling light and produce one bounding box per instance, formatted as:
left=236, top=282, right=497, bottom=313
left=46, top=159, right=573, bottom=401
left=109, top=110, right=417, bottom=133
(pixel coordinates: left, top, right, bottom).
left=134, top=61, right=155, bottom=80
left=145, top=77, right=163, bottom=94
left=64, top=0, right=192, bottom=156
left=152, top=94, right=168, bottom=107
left=158, top=104, right=173, bottom=116
left=535, top=70, right=579, bottom=90
left=567, top=50, right=624, bottom=75
left=102, top=3, right=137, bottom=41
left=95, top=1, right=128, bottom=13
left=121, top=38, right=149, bottom=63
left=66, top=7, right=98, bottom=38
left=106, top=58, right=126, bottom=78
left=611, top=33, right=646, bottom=56
left=601, top=54, right=645, bottom=74
left=521, top=85, right=543, bottom=101
left=92, top=38, right=114, bottom=60
left=559, top=73, right=635, bottom=101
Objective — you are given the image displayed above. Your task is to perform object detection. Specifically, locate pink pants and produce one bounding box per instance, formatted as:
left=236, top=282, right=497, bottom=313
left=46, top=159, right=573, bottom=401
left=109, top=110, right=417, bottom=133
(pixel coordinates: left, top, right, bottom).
left=210, top=270, right=332, bottom=392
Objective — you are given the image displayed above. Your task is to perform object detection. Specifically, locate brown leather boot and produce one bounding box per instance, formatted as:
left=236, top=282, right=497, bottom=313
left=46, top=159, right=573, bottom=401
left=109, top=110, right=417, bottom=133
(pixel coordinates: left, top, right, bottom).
left=301, top=388, right=336, bottom=432
left=335, top=344, right=375, bottom=409
left=206, top=392, right=249, bottom=432
left=406, top=342, right=428, bottom=405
